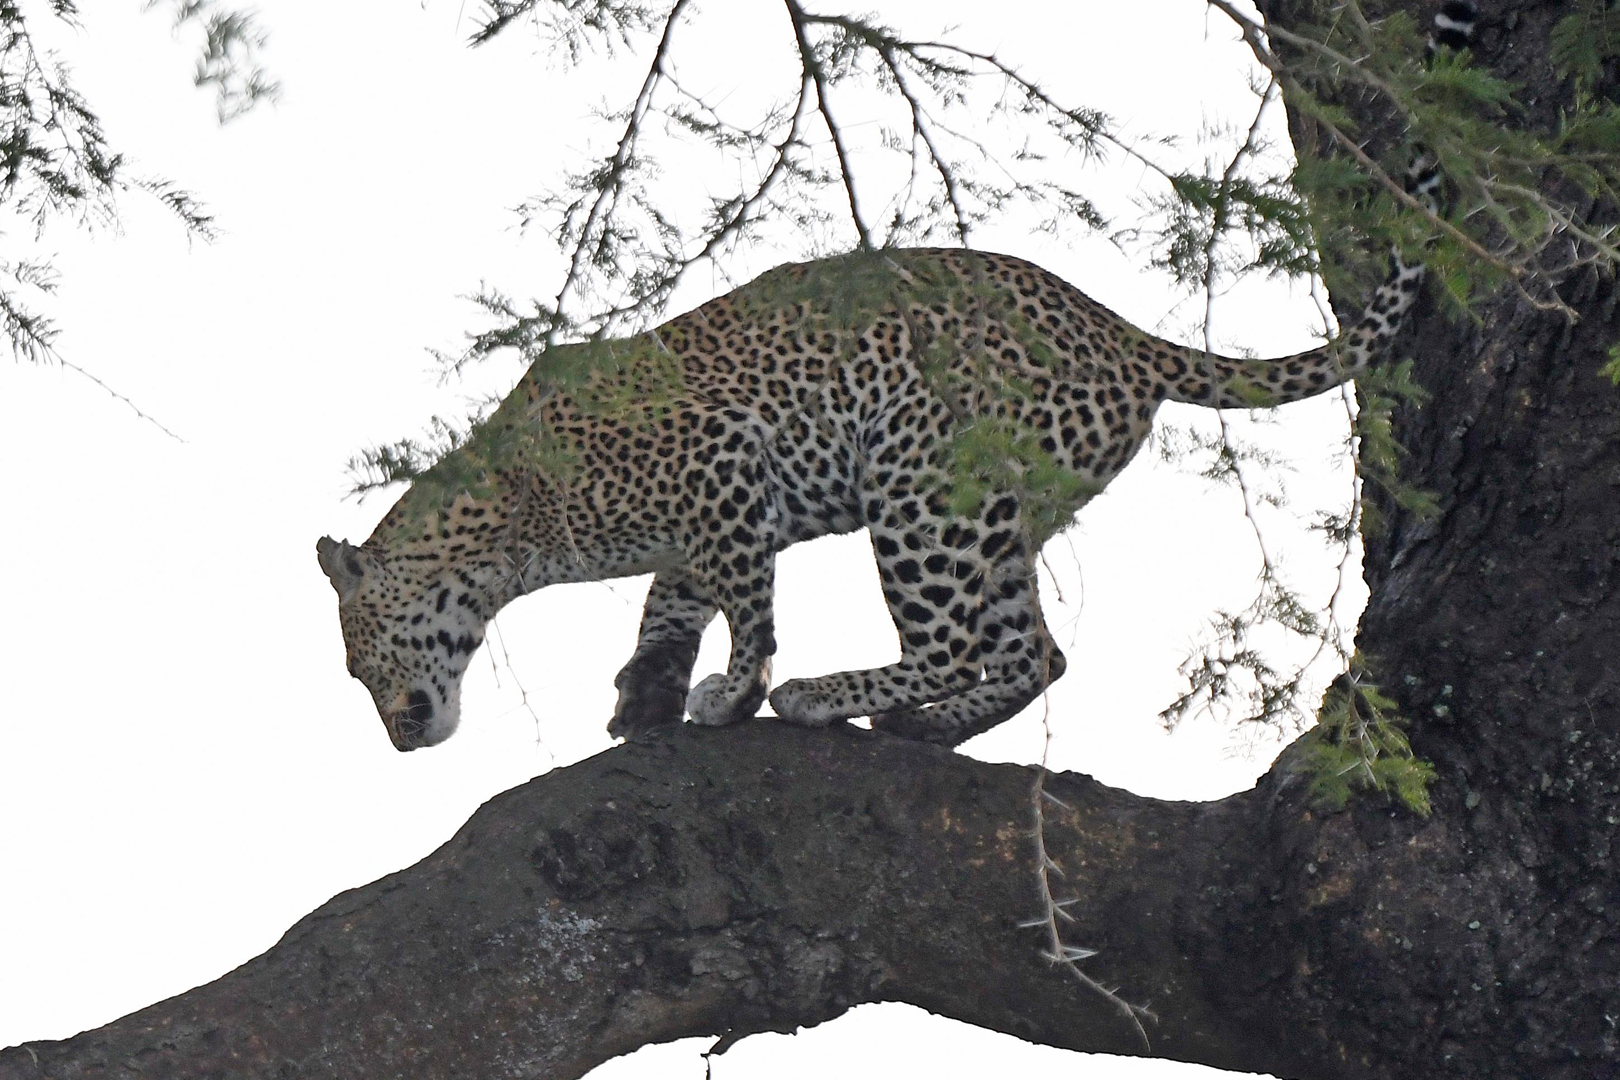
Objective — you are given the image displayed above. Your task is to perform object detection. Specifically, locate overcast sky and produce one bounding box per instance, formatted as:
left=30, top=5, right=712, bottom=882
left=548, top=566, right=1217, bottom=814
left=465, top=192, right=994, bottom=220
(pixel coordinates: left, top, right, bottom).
left=0, top=2, right=1367, bottom=1076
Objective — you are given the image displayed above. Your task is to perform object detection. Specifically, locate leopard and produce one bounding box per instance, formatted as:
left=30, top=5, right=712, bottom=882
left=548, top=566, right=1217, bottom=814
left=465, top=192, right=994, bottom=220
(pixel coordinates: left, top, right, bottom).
left=318, top=240, right=1429, bottom=752
left=317, top=0, right=1483, bottom=759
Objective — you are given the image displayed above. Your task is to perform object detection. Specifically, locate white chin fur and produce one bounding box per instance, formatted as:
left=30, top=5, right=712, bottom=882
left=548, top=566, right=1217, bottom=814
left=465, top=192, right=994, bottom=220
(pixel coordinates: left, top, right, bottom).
left=419, top=715, right=459, bottom=746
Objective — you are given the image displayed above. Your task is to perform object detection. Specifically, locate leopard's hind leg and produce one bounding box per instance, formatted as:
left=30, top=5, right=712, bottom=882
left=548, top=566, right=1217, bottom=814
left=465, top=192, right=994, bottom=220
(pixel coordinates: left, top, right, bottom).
left=769, top=406, right=999, bottom=724
left=871, top=550, right=1067, bottom=746
left=771, top=460, right=1065, bottom=741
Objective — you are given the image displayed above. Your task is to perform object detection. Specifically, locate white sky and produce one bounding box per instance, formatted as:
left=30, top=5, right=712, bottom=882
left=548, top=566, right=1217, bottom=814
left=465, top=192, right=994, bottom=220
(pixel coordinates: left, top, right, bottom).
left=0, top=2, right=1368, bottom=1077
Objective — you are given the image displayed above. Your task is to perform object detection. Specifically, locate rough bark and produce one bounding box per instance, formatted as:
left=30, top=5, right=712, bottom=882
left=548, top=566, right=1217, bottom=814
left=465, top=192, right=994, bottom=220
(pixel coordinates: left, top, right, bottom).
left=3, top=2, right=1616, bottom=1078
left=1245, top=0, right=1620, bottom=1075
left=0, top=723, right=1362, bottom=1080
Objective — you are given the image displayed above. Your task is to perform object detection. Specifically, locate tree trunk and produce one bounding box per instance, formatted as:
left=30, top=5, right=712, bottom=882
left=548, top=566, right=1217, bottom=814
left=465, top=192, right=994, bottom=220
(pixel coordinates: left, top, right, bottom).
left=1248, top=0, right=1620, bottom=1074
left=3, top=2, right=1615, bottom=1078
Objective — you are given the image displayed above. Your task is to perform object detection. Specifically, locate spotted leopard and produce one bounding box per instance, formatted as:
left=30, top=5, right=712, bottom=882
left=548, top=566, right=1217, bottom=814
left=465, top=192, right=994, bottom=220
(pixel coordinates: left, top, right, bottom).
left=320, top=0, right=1479, bottom=756
left=319, top=237, right=1429, bottom=750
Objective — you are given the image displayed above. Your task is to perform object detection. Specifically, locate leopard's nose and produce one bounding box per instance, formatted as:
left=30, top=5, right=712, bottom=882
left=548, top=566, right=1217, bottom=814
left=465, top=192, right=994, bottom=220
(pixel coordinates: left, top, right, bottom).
left=405, top=689, right=434, bottom=721
left=391, top=690, right=435, bottom=750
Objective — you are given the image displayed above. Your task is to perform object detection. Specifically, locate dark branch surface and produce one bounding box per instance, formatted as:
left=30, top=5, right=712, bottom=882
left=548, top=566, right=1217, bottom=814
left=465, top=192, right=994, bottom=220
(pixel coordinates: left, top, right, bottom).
left=1, top=722, right=1360, bottom=1080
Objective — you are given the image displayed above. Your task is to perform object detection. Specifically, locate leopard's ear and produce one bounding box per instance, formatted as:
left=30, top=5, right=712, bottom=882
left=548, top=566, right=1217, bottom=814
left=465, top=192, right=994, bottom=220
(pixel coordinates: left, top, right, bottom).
left=317, top=536, right=365, bottom=601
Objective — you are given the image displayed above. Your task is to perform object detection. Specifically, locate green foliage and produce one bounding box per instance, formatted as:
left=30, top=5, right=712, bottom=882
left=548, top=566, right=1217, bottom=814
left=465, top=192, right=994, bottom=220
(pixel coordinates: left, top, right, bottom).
left=1559, top=102, right=1620, bottom=157
left=1144, top=166, right=1318, bottom=288
left=347, top=406, right=557, bottom=518
left=1, top=5, right=122, bottom=362
left=943, top=417, right=1100, bottom=540
left=1304, top=660, right=1435, bottom=816
left=1550, top=0, right=1620, bottom=89
left=352, top=332, right=688, bottom=509
left=1602, top=342, right=1620, bottom=387
left=410, top=411, right=542, bottom=503
left=1268, top=1, right=1618, bottom=318
left=0, top=258, right=60, bottom=364
left=348, top=415, right=465, bottom=495
left=470, top=0, right=666, bottom=53
left=739, top=249, right=932, bottom=332
left=350, top=394, right=584, bottom=530
left=1351, top=358, right=1437, bottom=537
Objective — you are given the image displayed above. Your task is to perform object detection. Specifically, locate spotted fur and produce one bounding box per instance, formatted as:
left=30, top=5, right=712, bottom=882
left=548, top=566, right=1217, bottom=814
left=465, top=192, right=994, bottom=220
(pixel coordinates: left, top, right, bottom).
left=319, top=237, right=1432, bottom=751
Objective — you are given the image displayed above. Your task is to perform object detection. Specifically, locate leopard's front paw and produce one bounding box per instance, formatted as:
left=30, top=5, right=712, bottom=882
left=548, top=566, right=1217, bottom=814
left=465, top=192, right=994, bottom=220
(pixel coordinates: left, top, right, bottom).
left=607, top=681, right=687, bottom=741
left=686, top=668, right=769, bottom=727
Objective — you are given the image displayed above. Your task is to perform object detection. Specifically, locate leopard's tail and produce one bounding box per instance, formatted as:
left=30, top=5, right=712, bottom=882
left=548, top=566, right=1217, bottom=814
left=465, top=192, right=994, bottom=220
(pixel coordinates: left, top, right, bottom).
left=1154, top=244, right=1429, bottom=410
left=1154, top=0, right=1474, bottom=410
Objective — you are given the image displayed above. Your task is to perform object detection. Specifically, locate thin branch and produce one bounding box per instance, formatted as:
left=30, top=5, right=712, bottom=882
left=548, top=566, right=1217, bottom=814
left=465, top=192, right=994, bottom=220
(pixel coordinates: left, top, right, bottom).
left=783, top=0, right=872, bottom=250
left=544, top=0, right=694, bottom=349
left=876, top=44, right=972, bottom=242
left=54, top=359, right=186, bottom=442
left=1310, top=111, right=1576, bottom=317
left=1029, top=558, right=1152, bottom=1049
left=1198, top=76, right=1287, bottom=580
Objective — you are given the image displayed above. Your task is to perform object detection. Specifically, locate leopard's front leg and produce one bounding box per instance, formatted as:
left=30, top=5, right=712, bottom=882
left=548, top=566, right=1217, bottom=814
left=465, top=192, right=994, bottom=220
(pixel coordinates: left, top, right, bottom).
left=682, top=552, right=775, bottom=728
left=679, top=433, right=779, bottom=728
left=608, top=570, right=718, bottom=741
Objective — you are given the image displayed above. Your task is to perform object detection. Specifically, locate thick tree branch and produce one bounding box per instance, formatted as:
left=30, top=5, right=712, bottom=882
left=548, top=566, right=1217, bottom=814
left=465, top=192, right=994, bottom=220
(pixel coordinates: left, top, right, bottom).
left=1, top=722, right=1391, bottom=1080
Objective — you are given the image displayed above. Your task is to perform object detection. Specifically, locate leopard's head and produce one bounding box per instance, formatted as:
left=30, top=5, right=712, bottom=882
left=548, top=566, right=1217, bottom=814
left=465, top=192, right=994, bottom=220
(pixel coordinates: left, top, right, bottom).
left=317, top=536, right=486, bottom=750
